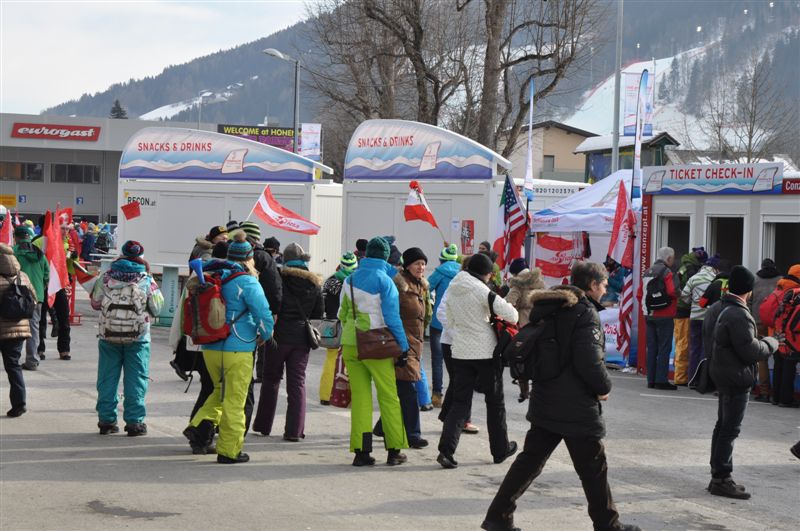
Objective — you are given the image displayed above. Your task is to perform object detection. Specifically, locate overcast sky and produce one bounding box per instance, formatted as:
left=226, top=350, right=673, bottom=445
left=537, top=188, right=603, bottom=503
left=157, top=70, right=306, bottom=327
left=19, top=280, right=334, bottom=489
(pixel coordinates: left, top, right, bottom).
left=0, top=0, right=308, bottom=115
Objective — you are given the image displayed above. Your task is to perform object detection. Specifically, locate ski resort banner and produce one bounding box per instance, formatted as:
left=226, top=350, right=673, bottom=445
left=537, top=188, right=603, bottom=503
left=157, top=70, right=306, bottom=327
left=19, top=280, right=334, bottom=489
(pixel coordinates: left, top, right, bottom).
left=642, top=163, right=784, bottom=195
left=623, top=72, right=653, bottom=136
left=217, top=123, right=295, bottom=152
left=344, top=119, right=511, bottom=180
left=119, top=127, right=331, bottom=183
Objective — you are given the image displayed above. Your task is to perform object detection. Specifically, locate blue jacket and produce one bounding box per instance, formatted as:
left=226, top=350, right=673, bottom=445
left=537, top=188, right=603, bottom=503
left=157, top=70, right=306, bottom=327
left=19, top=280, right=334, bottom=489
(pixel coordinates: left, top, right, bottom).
left=338, top=257, right=409, bottom=352
left=427, top=260, right=461, bottom=330
left=201, top=260, right=274, bottom=353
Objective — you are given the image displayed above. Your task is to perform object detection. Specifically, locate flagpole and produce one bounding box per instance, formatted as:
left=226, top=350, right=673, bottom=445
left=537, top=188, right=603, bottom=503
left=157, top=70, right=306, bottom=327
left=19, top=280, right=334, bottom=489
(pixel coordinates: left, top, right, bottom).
left=245, top=184, right=267, bottom=222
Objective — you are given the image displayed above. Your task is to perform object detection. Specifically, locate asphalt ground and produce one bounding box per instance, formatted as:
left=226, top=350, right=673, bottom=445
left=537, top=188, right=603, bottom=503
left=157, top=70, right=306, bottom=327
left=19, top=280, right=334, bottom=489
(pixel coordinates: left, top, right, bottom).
left=1, top=295, right=799, bottom=530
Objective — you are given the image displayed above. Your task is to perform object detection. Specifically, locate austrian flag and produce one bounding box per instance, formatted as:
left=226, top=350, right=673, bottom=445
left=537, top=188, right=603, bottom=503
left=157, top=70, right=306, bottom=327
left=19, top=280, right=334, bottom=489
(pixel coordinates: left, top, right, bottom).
left=250, top=185, right=320, bottom=235
left=404, top=180, right=438, bottom=228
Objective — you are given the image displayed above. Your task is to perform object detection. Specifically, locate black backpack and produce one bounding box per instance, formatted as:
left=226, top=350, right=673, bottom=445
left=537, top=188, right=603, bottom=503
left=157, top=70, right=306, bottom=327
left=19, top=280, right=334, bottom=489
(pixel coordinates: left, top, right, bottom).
left=0, top=275, right=36, bottom=320
left=644, top=265, right=670, bottom=312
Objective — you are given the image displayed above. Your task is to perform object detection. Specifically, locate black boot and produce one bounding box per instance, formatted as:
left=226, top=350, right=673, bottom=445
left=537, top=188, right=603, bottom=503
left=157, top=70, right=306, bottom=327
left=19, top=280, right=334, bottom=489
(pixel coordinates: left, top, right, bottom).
left=387, top=449, right=407, bottom=466
left=352, top=451, right=376, bottom=467
left=97, top=421, right=119, bottom=434
left=124, top=423, right=148, bottom=437
left=708, top=477, right=751, bottom=499
left=184, top=420, right=215, bottom=454
left=217, top=452, right=249, bottom=464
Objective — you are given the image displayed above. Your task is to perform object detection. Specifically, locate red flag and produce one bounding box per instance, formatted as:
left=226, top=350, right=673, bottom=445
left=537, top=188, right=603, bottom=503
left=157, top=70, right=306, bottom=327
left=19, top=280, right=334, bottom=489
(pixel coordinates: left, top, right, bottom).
left=250, top=185, right=320, bottom=235
left=14, top=210, right=21, bottom=226
left=42, top=211, right=69, bottom=305
left=492, top=176, right=527, bottom=270
left=607, top=181, right=636, bottom=269
left=0, top=214, right=12, bottom=245
left=121, top=201, right=142, bottom=220
left=56, top=207, right=73, bottom=226
left=74, top=262, right=99, bottom=294
left=404, top=180, right=438, bottom=228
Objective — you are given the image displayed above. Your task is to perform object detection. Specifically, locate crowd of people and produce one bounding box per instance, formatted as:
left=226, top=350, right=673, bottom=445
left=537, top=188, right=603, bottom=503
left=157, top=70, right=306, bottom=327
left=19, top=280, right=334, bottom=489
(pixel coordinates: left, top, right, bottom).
left=1, top=212, right=799, bottom=530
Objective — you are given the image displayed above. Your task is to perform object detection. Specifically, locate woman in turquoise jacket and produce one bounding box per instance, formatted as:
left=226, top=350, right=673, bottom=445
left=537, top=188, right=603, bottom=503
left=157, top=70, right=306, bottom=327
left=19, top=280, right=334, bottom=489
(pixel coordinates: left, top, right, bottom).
left=184, top=234, right=273, bottom=464
left=339, top=237, right=410, bottom=467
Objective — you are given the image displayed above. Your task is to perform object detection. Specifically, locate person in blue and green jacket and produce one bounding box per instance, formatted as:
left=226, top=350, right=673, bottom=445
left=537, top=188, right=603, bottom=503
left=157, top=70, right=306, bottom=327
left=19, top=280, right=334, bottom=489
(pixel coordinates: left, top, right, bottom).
left=339, top=237, right=410, bottom=467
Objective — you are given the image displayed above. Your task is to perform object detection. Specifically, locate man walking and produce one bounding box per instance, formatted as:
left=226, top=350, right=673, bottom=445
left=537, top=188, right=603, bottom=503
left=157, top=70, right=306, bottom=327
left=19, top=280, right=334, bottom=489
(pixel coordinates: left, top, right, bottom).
left=482, top=262, right=639, bottom=531
left=703, top=266, right=778, bottom=499
left=13, top=225, right=49, bottom=370
left=641, top=247, right=678, bottom=389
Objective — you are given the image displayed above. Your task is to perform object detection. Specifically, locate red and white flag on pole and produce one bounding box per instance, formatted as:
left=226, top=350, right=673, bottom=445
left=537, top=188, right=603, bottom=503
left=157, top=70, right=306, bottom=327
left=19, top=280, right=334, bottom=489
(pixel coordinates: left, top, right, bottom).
left=404, top=180, right=438, bottom=228
left=607, top=180, right=636, bottom=359
left=250, top=185, right=320, bottom=235
left=42, top=210, right=69, bottom=305
left=0, top=214, right=12, bottom=245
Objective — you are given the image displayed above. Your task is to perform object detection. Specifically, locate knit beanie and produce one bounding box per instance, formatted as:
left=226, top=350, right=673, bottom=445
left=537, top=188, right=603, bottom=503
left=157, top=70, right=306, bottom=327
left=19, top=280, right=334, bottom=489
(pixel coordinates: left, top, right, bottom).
left=760, top=258, right=776, bottom=269
left=14, top=225, right=34, bottom=242
left=340, top=252, right=358, bottom=271
left=778, top=264, right=800, bottom=290
left=467, top=252, right=494, bottom=276
left=402, top=247, right=428, bottom=268
left=283, top=242, right=311, bottom=263
left=440, top=244, right=458, bottom=262
left=366, top=237, right=390, bottom=260
left=24, top=219, right=35, bottom=228
left=355, top=239, right=368, bottom=253
left=239, top=221, right=261, bottom=242
left=728, top=265, right=755, bottom=295
left=227, top=232, right=253, bottom=261
left=388, top=245, right=402, bottom=266
left=226, top=220, right=240, bottom=232
left=706, top=254, right=721, bottom=270
left=509, top=258, right=529, bottom=276
left=264, top=236, right=280, bottom=251
left=121, top=240, right=144, bottom=258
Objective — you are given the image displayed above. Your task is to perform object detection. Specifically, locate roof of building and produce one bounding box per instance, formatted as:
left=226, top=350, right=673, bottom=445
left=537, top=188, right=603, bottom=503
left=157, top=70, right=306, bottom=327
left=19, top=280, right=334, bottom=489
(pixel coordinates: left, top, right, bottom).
left=574, top=131, right=680, bottom=153
left=525, top=120, right=598, bottom=138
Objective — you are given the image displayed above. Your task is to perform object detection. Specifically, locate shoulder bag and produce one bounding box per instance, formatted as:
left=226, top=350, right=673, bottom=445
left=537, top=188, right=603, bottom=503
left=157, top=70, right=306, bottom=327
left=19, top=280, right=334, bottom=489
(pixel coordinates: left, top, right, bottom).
left=350, top=278, right=402, bottom=361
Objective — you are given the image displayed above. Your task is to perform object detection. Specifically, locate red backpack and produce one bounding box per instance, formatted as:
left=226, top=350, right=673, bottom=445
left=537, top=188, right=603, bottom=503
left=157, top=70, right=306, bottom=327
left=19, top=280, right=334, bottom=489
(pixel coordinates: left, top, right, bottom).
left=182, top=271, right=247, bottom=345
left=759, top=287, right=782, bottom=328
left=774, top=287, right=800, bottom=359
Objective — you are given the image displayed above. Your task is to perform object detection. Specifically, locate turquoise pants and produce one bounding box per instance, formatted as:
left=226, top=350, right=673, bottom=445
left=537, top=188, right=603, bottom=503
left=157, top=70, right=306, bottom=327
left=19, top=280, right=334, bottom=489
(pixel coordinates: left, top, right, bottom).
left=96, top=340, right=150, bottom=424
left=416, top=364, right=432, bottom=406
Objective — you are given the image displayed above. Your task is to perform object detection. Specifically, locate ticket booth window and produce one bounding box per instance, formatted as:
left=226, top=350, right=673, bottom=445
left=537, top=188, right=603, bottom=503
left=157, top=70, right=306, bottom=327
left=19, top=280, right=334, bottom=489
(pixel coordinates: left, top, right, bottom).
left=763, top=222, right=800, bottom=272
left=708, top=217, right=743, bottom=265
left=658, top=216, right=690, bottom=265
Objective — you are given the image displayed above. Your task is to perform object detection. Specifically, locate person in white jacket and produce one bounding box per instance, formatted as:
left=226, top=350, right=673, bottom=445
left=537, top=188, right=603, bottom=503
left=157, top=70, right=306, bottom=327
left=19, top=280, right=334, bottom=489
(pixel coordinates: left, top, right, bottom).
left=436, top=253, right=519, bottom=469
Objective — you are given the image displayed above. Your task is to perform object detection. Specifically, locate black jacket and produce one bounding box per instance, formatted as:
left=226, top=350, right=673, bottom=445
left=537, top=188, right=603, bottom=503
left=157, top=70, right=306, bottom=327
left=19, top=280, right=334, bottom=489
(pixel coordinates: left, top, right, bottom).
left=322, top=273, right=347, bottom=319
left=274, top=266, right=323, bottom=347
left=527, top=286, right=613, bottom=439
left=251, top=241, right=282, bottom=314
left=704, top=294, right=778, bottom=394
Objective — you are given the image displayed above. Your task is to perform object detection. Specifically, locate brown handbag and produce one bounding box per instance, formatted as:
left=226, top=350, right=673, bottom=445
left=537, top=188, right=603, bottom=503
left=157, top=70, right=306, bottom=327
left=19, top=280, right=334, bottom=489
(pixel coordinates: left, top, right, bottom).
left=350, top=279, right=403, bottom=361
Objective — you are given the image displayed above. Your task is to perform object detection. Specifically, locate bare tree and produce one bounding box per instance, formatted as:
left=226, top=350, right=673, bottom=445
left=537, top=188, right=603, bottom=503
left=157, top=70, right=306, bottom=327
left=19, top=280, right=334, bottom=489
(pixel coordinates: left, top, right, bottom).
left=697, top=74, right=737, bottom=161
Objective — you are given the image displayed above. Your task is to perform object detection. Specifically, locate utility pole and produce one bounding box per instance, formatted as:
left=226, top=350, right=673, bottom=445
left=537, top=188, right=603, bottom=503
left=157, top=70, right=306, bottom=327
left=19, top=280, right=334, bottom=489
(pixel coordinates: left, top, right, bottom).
left=611, top=0, right=624, bottom=173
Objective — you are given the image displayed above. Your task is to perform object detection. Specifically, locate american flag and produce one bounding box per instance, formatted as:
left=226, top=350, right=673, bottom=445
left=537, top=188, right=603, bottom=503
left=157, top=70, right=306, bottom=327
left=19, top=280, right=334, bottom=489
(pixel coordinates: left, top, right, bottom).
left=607, top=180, right=637, bottom=359
left=493, top=175, right=527, bottom=270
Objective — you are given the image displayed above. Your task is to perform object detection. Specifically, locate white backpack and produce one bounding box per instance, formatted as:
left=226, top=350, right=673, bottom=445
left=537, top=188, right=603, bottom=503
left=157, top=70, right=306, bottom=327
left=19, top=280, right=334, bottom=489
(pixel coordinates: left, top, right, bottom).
left=99, top=282, right=148, bottom=343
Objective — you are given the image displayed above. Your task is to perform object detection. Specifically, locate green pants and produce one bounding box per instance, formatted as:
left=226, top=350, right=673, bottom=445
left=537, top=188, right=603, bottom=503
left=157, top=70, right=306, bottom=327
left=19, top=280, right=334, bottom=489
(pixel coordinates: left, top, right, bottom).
left=319, top=348, right=339, bottom=402
left=190, top=350, right=253, bottom=459
left=342, top=345, right=408, bottom=453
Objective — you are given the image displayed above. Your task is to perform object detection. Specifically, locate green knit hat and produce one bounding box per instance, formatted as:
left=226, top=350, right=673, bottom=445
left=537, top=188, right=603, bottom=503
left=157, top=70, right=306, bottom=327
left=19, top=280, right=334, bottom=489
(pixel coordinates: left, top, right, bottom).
left=366, top=237, right=390, bottom=260
left=440, top=243, right=458, bottom=261
left=340, top=252, right=358, bottom=271
left=239, top=221, right=261, bottom=242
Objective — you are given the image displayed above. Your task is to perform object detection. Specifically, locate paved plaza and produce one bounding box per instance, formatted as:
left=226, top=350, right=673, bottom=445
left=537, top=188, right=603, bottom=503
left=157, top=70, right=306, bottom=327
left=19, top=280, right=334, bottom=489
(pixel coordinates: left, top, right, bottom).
left=1, top=295, right=798, bottom=530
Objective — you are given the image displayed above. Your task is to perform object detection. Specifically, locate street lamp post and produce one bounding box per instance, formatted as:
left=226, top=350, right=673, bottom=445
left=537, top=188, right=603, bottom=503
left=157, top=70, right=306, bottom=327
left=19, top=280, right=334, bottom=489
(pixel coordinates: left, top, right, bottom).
left=263, top=48, right=300, bottom=154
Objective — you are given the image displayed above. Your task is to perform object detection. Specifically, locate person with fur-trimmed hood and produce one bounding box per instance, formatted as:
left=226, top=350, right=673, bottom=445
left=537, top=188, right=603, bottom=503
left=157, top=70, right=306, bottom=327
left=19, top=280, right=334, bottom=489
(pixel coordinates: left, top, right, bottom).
left=189, top=225, right=228, bottom=262
left=483, top=261, right=640, bottom=531
left=504, top=260, right=545, bottom=328
left=374, top=247, right=432, bottom=449
left=253, top=242, right=323, bottom=442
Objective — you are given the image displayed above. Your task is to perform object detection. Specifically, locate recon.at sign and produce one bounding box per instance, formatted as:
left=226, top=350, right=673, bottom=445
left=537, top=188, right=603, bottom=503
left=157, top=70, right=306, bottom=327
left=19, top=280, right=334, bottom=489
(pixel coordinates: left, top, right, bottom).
left=11, top=122, right=101, bottom=142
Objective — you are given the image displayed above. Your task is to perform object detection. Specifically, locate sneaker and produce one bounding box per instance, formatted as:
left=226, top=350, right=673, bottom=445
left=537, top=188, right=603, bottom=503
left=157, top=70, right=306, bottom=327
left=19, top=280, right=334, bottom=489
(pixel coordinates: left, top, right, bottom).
left=481, top=520, right=521, bottom=531
left=6, top=406, right=27, bottom=418
left=437, top=453, right=458, bottom=469
left=409, top=438, right=429, bottom=449
left=420, top=403, right=434, bottom=412
left=217, top=452, right=250, bottom=464
left=352, top=451, right=376, bottom=467
left=431, top=393, right=443, bottom=408
left=98, top=421, right=119, bottom=435
left=124, top=423, right=148, bottom=437
left=21, top=362, right=38, bottom=371
left=706, top=478, right=745, bottom=492
left=462, top=422, right=480, bottom=434
left=169, top=360, right=189, bottom=382
left=654, top=383, right=678, bottom=390
left=493, top=441, right=518, bottom=464
left=387, top=449, right=407, bottom=466
left=708, top=477, right=751, bottom=499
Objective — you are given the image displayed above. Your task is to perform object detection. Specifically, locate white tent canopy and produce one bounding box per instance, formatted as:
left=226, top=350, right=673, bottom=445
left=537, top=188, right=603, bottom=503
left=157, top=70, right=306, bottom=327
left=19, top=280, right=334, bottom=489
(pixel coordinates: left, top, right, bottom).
left=530, top=170, right=640, bottom=233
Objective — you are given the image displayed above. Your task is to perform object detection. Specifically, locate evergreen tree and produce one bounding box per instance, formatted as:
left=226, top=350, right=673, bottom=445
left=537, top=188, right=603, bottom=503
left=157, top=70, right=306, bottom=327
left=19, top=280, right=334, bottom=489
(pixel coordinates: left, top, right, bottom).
left=109, top=99, right=128, bottom=119
left=658, top=77, right=671, bottom=103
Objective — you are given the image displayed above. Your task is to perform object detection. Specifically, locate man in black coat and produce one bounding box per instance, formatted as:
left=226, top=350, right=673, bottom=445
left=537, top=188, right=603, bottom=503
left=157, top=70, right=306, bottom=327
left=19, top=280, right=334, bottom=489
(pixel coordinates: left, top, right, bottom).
left=702, top=266, right=778, bottom=499
left=482, top=262, right=639, bottom=531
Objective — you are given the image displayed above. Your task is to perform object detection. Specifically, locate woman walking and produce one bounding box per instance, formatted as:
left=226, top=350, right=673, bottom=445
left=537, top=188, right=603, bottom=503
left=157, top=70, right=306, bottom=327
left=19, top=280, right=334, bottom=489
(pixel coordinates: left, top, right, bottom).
left=183, top=233, right=273, bottom=463
left=437, top=253, right=518, bottom=469
left=374, top=247, right=431, bottom=448
left=339, top=237, right=409, bottom=466
left=253, top=243, right=323, bottom=441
